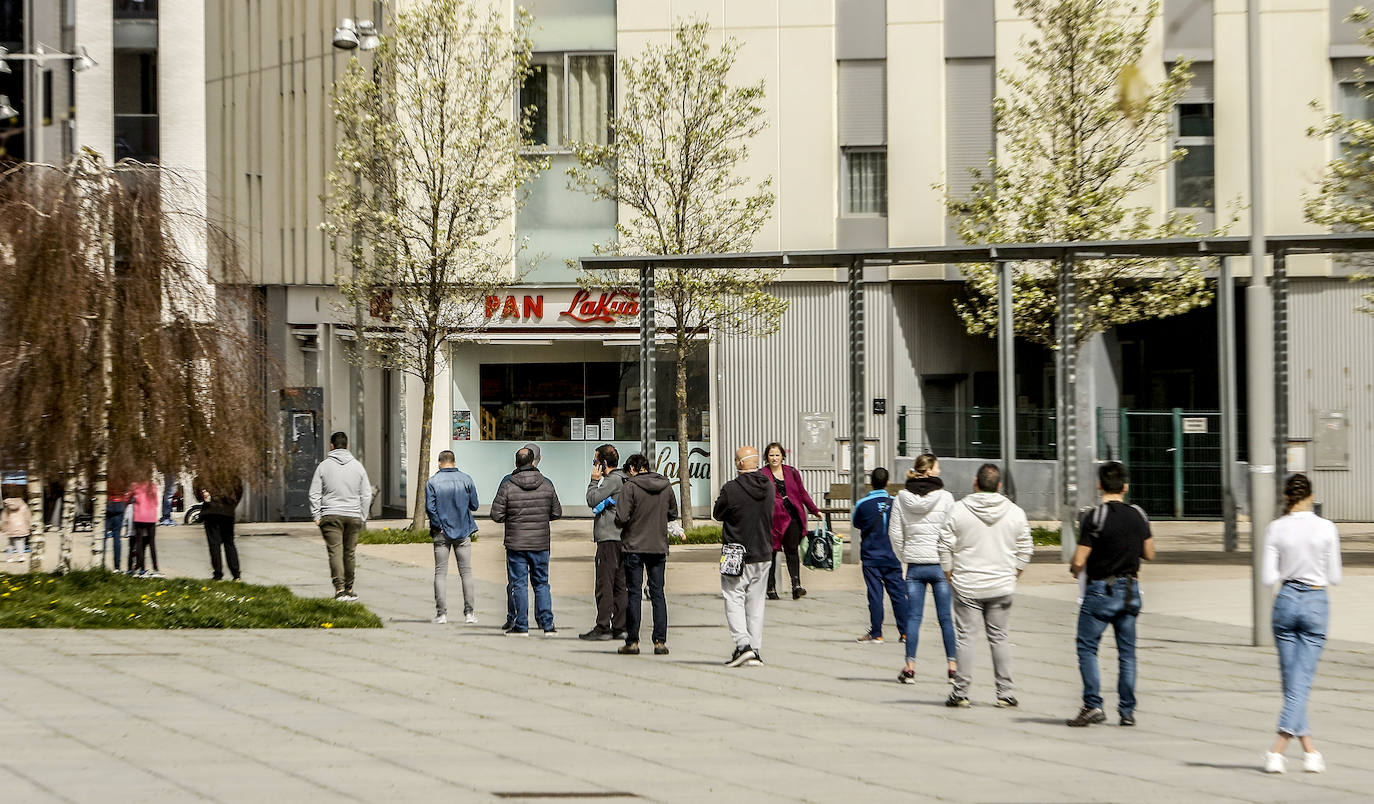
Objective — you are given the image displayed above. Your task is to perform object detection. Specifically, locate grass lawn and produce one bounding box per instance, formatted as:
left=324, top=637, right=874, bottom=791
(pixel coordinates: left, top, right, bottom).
left=1032, top=526, right=1062, bottom=546
left=0, top=570, right=383, bottom=629
left=682, top=525, right=722, bottom=544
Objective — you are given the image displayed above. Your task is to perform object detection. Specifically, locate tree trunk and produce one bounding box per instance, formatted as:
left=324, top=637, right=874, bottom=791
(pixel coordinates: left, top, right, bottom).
left=410, top=343, right=438, bottom=532
left=675, top=339, right=693, bottom=528
left=26, top=469, right=43, bottom=573
left=91, top=174, right=116, bottom=567
left=58, top=471, right=75, bottom=573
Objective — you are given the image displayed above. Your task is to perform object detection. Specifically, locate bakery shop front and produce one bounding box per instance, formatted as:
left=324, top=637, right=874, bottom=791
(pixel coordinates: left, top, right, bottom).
left=450, top=287, right=713, bottom=513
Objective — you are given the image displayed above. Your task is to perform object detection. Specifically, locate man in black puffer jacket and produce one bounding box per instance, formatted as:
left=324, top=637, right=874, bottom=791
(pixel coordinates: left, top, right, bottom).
left=713, top=445, right=776, bottom=667
left=491, top=447, right=562, bottom=636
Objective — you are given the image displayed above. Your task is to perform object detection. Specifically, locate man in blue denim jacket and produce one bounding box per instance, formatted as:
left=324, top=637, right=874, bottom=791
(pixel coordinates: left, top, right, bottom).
left=426, top=450, right=479, bottom=625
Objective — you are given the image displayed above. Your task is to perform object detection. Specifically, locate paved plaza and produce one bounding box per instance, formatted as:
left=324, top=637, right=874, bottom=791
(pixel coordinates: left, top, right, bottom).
left=3, top=519, right=1374, bottom=803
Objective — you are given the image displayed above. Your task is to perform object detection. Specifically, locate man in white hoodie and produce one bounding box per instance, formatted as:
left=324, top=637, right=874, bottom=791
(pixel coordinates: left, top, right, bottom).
left=310, top=432, right=373, bottom=602
left=939, top=463, right=1032, bottom=708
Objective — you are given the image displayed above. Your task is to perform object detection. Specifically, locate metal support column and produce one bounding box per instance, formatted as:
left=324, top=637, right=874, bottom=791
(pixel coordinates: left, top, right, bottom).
left=997, top=260, right=1017, bottom=500
left=1273, top=249, right=1289, bottom=493
left=848, top=259, right=865, bottom=506
left=1056, top=255, right=1079, bottom=562
left=639, top=265, right=657, bottom=460
left=1171, top=407, right=1184, bottom=518
left=1218, top=257, right=1239, bottom=552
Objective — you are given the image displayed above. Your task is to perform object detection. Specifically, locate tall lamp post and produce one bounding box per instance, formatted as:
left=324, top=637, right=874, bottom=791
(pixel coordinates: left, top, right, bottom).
left=0, top=44, right=98, bottom=164
left=332, top=17, right=380, bottom=463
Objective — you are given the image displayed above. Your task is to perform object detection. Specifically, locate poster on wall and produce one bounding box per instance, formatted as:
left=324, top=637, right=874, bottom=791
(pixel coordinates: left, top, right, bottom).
left=836, top=439, right=878, bottom=474
left=584, top=424, right=600, bottom=441
left=452, top=410, right=471, bottom=441
left=600, top=417, right=615, bottom=440
left=570, top=417, right=585, bottom=441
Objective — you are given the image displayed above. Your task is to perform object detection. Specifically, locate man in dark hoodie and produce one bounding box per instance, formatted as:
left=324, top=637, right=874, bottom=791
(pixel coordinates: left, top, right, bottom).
left=582, top=444, right=629, bottom=641
left=193, top=472, right=244, bottom=582
left=490, top=447, right=562, bottom=636
left=612, top=453, right=679, bottom=656
left=853, top=467, right=908, bottom=644
left=713, top=445, right=776, bottom=667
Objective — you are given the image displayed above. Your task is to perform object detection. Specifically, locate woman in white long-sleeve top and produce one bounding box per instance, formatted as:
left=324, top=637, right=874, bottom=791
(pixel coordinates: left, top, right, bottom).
left=888, top=453, right=958, bottom=685
left=1261, top=473, right=1342, bottom=775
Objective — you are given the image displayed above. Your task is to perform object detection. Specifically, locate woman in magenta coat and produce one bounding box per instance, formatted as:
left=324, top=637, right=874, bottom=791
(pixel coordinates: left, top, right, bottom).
left=759, top=442, right=821, bottom=600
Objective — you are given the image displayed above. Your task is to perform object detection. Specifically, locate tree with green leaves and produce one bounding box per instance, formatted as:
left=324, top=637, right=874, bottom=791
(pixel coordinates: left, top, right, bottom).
left=1305, top=6, right=1374, bottom=315
left=570, top=20, right=787, bottom=526
left=325, top=0, right=541, bottom=530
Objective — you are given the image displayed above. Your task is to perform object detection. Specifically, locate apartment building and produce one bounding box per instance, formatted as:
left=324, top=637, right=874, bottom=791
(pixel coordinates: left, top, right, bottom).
left=207, top=0, right=1374, bottom=521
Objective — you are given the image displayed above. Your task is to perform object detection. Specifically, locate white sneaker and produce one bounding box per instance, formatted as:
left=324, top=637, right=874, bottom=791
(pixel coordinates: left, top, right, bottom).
left=432, top=614, right=447, bottom=624
left=464, top=612, right=477, bottom=624
left=1303, top=751, right=1325, bottom=773
left=1263, top=752, right=1286, bottom=774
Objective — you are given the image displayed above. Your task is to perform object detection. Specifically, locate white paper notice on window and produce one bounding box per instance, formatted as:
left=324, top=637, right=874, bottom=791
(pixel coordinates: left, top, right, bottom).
left=600, top=418, right=615, bottom=440
left=570, top=417, right=585, bottom=441
left=584, top=424, right=600, bottom=442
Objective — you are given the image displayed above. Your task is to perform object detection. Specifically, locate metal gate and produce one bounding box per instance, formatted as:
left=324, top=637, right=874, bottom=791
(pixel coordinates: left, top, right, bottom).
left=1112, top=409, right=1224, bottom=520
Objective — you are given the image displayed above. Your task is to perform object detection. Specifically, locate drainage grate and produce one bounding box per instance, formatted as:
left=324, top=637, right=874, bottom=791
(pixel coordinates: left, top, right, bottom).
left=491, top=793, right=639, bottom=800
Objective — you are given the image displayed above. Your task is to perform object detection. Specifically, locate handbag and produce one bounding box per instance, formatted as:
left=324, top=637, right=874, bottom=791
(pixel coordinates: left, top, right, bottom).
left=802, top=527, right=841, bottom=571
left=719, top=542, right=745, bottom=576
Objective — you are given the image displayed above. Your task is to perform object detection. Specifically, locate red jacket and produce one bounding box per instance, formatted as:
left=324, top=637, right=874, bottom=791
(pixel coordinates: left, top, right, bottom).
left=758, top=465, right=819, bottom=549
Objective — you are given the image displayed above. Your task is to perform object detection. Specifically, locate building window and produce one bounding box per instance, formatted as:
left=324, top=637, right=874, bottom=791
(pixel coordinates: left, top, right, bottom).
left=519, top=52, right=613, bottom=150
left=1338, top=81, right=1374, bottom=153
left=843, top=148, right=887, bottom=215
left=1174, top=103, right=1214, bottom=211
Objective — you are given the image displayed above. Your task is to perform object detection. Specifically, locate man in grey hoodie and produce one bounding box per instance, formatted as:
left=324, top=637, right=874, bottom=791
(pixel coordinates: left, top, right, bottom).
left=939, top=463, right=1032, bottom=708
left=310, top=432, right=373, bottom=601
left=580, top=444, right=629, bottom=641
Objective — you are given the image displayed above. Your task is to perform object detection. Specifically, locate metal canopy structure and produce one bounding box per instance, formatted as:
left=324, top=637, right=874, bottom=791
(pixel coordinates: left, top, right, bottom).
left=582, top=231, right=1374, bottom=641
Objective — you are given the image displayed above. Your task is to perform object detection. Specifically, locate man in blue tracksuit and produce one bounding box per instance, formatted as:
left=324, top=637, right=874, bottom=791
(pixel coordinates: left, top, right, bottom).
left=852, top=467, right=909, bottom=643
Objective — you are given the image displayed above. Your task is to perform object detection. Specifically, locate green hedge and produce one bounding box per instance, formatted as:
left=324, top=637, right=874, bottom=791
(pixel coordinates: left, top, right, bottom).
left=1032, top=526, right=1061, bottom=546
left=359, top=528, right=436, bottom=544
left=681, top=525, right=722, bottom=544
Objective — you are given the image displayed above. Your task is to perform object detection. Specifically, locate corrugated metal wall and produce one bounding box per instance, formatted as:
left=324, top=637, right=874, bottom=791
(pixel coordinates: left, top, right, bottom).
left=716, top=280, right=895, bottom=505
left=1287, top=278, right=1374, bottom=521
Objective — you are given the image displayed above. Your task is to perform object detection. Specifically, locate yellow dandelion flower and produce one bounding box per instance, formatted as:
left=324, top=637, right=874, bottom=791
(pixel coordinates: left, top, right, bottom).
left=321, top=622, right=334, bottom=628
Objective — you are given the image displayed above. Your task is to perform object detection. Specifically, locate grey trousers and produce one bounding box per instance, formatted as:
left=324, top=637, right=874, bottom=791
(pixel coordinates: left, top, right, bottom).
left=320, top=515, right=362, bottom=592
left=433, top=533, right=475, bottom=617
left=952, top=591, right=1015, bottom=697
left=722, top=561, right=771, bottom=650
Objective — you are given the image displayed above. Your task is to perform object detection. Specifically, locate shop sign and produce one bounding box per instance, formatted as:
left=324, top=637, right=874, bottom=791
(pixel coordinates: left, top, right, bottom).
left=483, top=288, right=640, bottom=327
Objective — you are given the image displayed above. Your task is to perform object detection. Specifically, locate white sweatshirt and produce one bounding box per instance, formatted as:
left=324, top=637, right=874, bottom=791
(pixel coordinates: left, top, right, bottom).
left=938, top=492, right=1032, bottom=600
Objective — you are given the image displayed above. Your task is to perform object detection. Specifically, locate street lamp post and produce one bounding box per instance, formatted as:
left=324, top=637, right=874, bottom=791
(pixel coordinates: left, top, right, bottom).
left=0, top=44, right=97, bottom=164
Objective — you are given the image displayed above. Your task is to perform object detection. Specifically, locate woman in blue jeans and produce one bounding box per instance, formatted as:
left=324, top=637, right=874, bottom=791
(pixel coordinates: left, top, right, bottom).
left=888, top=454, right=958, bottom=684
left=1260, top=474, right=1342, bottom=774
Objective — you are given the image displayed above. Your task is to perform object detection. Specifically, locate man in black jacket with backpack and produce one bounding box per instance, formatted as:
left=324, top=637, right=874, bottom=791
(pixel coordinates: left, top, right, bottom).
left=713, top=445, right=776, bottom=667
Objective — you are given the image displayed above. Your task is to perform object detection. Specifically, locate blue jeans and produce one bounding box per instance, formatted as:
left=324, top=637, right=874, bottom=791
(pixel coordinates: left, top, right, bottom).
left=1076, top=578, right=1142, bottom=714
left=104, top=506, right=126, bottom=570
left=862, top=564, right=909, bottom=640
left=904, top=564, right=956, bottom=663
left=506, top=549, right=553, bottom=632
left=1272, top=583, right=1328, bottom=737
left=623, top=552, right=667, bottom=645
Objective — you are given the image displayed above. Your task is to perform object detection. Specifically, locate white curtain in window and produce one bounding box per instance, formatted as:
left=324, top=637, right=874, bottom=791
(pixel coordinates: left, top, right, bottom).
left=846, top=151, right=887, bottom=215
left=568, top=54, right=612, bottom=146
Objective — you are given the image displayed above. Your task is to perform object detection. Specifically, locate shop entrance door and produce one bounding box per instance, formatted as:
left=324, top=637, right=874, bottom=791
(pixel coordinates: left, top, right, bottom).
left=280, top=387, right=322, bottom=520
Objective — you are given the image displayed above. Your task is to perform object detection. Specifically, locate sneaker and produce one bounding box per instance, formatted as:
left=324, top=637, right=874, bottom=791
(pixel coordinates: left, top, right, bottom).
left=996, top=696, right=1019, bottom=708
left=899, top=634, right=907, bottom=644
left=580, top=626, right=614, bottom=641
left=897, top=668, right=916, bottom=685
left=149, top=571, right=165, bottom=579
left=505, top=628, right=529, bottom=637
left=792, top=586, right=807, bottom=600
left=1303, top=751, right=1325, bottom=773
left=725, top=645, right=756, bottom=667
left=432, top=614, right=447, bottom=624
left=502, top=621, right=515, bottom=633
left=1119, top=712, right=1136, bottom=727
left=945, top=693, right=970, bottom=708
left=766, top=591, right=781, bottom=601
left=1066, top=707, right=1106, bottom=727
left=618, top=642, right=640, bottom=655
left=336, top=591, right=359, bottom=602
left=749, top=649, right=764, bottom=665
left=1263, top=752, right=1286, bottom=774
left=856, top=633, right=884, bottom=643
left=653, top=642, right=669, bottom=655
left=464, top=612, right=478, bottom=624
left=611, top=629, right=628, bottom=640
left=542, top=628, right=558, bottom=637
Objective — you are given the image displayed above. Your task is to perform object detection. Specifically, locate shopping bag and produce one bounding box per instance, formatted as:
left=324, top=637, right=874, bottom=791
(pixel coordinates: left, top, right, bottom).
left=802, top=527, right=840, bottom=571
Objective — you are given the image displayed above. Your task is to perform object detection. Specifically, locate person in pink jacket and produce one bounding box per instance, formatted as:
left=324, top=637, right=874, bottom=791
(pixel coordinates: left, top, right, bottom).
left=759, top=442, right=820, bottom=600
left=128, top=479, right=164, bottom=577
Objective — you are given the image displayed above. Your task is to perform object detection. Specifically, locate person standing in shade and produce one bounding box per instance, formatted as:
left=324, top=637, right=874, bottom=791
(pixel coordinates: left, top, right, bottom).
left=581, top=444, right=629, bottom=641
left=614, top=453, right=679, bottom=656
left=128, top=477, right=164, bottom=578
left=760, top=442, right=820, bottom=600
left=426, top=450, right=479, bottom=625
left=889, top=453, right=958, bottom=685
left=1261, top=473, right=1341, bottom=775
left=194, top=471, right=245, bottom=582
left=491, top=447, right=561, bottom=636
left=939, top=463, right=1031, bottom=708
left=1066, top=461, right=1154, bottom=728
left=309, top=432, right=372, bottom=601
left=853, top=467, right=908, bottom=644
left=714, top=446, right=776, bottom=667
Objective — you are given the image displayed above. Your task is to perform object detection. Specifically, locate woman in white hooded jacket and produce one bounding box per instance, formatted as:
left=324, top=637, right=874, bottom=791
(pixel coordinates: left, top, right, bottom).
left=888, top=454, right=958, bottom=684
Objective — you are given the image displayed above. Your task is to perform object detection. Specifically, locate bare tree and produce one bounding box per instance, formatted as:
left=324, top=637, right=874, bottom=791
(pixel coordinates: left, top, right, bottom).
left=0, top=154, right=276, bottom=572
left=570, top=20, right=787, bottom=526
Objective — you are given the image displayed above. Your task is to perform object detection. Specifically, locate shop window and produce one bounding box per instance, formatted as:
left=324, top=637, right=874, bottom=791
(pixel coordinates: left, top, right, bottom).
left=519, top=52, right=613, bottom=149
left=1173, top=103, right=1213, bottom=211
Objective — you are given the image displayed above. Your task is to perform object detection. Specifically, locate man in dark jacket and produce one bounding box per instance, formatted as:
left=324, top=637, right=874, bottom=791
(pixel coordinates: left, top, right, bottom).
left=192, top=473, right=244, bottom=581
left=581, top=444, right=629, bottom=641
left=490, top=447, right=562, bottom=636
left=613, top=453, right=679, bottom=656
left=713, top=445, right=776, bottom=667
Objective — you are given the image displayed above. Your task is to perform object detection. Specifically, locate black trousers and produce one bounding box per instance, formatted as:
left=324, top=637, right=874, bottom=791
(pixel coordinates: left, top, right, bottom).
left=594, top=540, right=628, bottom=630
left=131, top=522, right=158, bottom=572
left=622, top=552, right=667, bottom=645
left=768, top=517, right=804, bottom=593
left=204, top=514, right=241, bottom=580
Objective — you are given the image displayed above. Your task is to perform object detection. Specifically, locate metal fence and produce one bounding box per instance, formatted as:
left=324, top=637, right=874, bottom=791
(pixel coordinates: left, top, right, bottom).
left=1096, top=409, right=1244, bottom=520
left=899, top=406, right=1058, bottom=462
